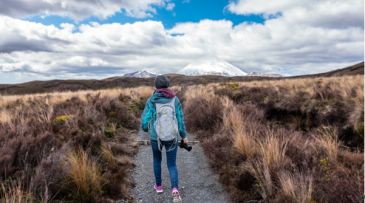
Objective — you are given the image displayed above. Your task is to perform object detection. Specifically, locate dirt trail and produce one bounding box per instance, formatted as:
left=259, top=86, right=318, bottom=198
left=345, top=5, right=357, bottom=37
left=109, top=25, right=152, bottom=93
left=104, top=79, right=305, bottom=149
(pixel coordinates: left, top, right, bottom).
left=132, top=130, right=230, bottom=203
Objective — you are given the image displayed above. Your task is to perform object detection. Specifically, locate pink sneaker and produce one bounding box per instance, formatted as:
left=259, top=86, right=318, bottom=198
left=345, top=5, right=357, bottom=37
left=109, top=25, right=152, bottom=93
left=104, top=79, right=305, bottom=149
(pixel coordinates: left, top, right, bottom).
left=154, top=184, right=163, bottom=193
left=172, top=188, right=182, bottom=202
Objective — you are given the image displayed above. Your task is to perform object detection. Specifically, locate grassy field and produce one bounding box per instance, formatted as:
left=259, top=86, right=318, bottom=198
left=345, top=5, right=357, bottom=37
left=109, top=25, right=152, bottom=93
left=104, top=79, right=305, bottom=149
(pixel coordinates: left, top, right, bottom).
left=183, top=75, right=364, bottom=202
left=0, top=75, right=363, bottom=202
left=0, top=87, right=152, bottom=202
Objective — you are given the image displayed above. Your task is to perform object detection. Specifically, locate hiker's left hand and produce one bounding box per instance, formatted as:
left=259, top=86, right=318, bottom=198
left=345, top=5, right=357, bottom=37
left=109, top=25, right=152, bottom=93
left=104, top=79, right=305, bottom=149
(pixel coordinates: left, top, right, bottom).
left=182, top=138, right=188, bottom=144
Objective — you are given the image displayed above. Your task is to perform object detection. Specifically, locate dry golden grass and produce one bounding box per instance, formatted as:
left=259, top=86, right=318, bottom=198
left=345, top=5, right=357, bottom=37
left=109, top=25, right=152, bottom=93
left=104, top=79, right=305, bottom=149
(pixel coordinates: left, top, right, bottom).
left=222, top=99, right=288, bottom=167
left=66, top=150, right=103, bottom=198
left=0, top=110, right=11, bottom=124
left=0, top=74, right=362, bottom=202
left=215, top=75, right=363, bottom=104
left=185, top=75, right=363, bottom=202
left=101, top=86, right=153, bottom=101
left=1, top=182, right=33, bottom=203
left=245, top=160, right=273, bottom=200
left=183, top=84, right=216, bottom=101
left=221, top=97, right=236, bottom=130
left=278, top=172, right=313, bottom=203
left=0, top=86, right=154, bottom=108
left=100, top=144, right=117, bottom=167
left=1, top=75, right=361, bottom=109
left=258, top=133, right=288, bottom=169
left=224, top=105, right=258, bottom=159
left=315, top=127, right=340, bottom=161
left=234, top=132, right=257, bottom=160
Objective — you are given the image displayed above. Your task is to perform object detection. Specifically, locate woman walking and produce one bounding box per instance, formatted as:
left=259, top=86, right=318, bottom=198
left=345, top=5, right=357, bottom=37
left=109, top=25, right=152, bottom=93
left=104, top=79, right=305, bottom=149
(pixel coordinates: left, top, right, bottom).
left=141, top=75, right=188, bottom=202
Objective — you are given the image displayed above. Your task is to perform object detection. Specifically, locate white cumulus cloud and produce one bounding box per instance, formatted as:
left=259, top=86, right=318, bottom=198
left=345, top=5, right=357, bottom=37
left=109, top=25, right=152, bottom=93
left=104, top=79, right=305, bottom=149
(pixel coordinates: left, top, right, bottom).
left=0, top=0, right=363, bottom=83
left=0, top=0, right=173, bottom=20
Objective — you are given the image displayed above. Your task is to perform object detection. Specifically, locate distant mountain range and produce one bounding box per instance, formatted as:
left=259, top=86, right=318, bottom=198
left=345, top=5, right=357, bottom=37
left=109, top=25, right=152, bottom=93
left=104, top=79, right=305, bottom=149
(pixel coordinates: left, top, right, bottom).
left=122, top=61, right=281, bottom=78
left=0, top=62, right=362, bottom=95
left=123, top=70, right=157, bottom=78
left=177, top=61, right=248, bottom=76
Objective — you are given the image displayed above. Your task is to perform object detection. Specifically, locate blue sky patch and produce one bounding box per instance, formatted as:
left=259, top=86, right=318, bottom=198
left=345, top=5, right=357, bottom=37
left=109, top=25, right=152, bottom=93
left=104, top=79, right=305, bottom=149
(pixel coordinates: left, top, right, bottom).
left=26, top=0, right=265, bottom=29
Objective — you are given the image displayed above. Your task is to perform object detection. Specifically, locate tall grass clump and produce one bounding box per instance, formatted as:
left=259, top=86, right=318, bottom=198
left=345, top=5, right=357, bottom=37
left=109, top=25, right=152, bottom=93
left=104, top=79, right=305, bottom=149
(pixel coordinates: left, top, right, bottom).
left=277, top=172, right=313, bottom=203
left=224, top=105, right=257, bottom=159
left=1, top=182, right=33, bottom=203
left=258, top=133, right=288, bottom=170
left=315, top=127, right=340, bottom=162
left=0, top=110, right=11, bottom=124
left=66, top=150, right=103, bottom=201
left=244, top=160, right=273, bottom=200
left=100, top=144, right=118, bottom=167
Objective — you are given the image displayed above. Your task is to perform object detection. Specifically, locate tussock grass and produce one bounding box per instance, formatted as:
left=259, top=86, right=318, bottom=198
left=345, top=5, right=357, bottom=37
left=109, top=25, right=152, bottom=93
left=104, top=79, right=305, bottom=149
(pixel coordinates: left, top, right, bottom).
left=100, top=144, right=117, bottom=166
left=0, top=110, right=11, bottom=124
left=1, top=182, right=33, bottom=203
left=224, top=106, right=258, bottom=159
left=0, top=91, right=140, bottom=202
left=244, top=159, right=273, bottom=200
left=315, top=127, right=339, bottom=161
left=0, top=86, right=153, bottom=108
left=185, top=75, right=363, bottom=202
left=278, top=172, right=313, bottom=203
left=258, top=133, right=288, bottom=170
left=66, top=150, right=103, bottom=200
left=0, top=74, right=363, bottom=202
left=233, top=130, right=258, bottom=160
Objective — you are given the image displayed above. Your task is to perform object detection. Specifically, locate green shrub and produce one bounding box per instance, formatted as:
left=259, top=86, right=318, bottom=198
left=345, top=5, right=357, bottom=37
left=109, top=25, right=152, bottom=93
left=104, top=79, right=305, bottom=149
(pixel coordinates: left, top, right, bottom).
left=355, top=122, right=364, bottom=138
left=53, top=115, right=73, bottom=124
left=104, top=124, right=117, bottom=138
left=227, top=83, right=240, bottom=90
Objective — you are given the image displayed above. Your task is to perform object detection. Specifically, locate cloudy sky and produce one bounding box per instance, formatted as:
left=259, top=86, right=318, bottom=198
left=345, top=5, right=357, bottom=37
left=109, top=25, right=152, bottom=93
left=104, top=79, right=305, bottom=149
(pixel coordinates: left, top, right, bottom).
left=0, top=0, right=364, bottom=83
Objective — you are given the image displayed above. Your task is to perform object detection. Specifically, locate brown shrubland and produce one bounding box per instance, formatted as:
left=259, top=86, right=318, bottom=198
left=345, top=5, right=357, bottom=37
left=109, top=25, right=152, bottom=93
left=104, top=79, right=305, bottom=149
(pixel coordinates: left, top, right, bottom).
left=0, top=89, right=144, bottom=202
left=0, top=75, right=363, bottom=202
left=184, top=75, right=363, bottom=202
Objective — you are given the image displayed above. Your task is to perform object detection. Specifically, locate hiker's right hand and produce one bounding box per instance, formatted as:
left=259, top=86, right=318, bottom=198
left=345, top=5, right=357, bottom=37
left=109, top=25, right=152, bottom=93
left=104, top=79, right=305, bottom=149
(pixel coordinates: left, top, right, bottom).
left=182, top=138, right=188, bottom=144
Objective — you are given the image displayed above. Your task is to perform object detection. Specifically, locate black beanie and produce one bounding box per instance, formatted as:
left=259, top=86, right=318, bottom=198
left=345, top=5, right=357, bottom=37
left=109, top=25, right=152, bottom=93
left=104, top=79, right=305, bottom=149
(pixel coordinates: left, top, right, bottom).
left=155, top=75, right=170, bottom=88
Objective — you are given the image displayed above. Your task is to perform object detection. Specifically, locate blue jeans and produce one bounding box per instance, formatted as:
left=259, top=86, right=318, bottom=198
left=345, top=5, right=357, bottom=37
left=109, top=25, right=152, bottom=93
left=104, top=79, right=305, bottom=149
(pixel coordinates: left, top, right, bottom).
left=151, top=140, right=179, bottom=189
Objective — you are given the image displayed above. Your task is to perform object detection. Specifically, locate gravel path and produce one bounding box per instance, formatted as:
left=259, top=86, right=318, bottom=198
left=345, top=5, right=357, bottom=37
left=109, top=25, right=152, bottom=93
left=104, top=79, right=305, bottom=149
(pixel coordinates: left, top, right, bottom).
left=132, top=131, right=230, bottom=203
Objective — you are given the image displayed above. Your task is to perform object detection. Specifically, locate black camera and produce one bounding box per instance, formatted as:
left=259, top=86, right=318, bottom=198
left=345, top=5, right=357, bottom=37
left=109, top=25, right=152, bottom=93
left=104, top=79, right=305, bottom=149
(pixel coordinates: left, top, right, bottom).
left=179, top=141, right=192, bottom=152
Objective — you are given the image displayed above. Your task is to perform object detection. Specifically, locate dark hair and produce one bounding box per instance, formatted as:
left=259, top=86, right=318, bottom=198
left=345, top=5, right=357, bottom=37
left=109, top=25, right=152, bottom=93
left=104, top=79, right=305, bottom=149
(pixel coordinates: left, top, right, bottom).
left=154, top=75, right=170, bottom=88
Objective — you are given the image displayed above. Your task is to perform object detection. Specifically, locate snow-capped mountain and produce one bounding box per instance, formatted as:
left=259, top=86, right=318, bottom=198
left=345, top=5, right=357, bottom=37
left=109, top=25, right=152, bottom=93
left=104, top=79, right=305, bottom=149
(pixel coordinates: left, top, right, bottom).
left=178, top=61, right=248, bottom=77
left=123, top=70, right=157, bottom=78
